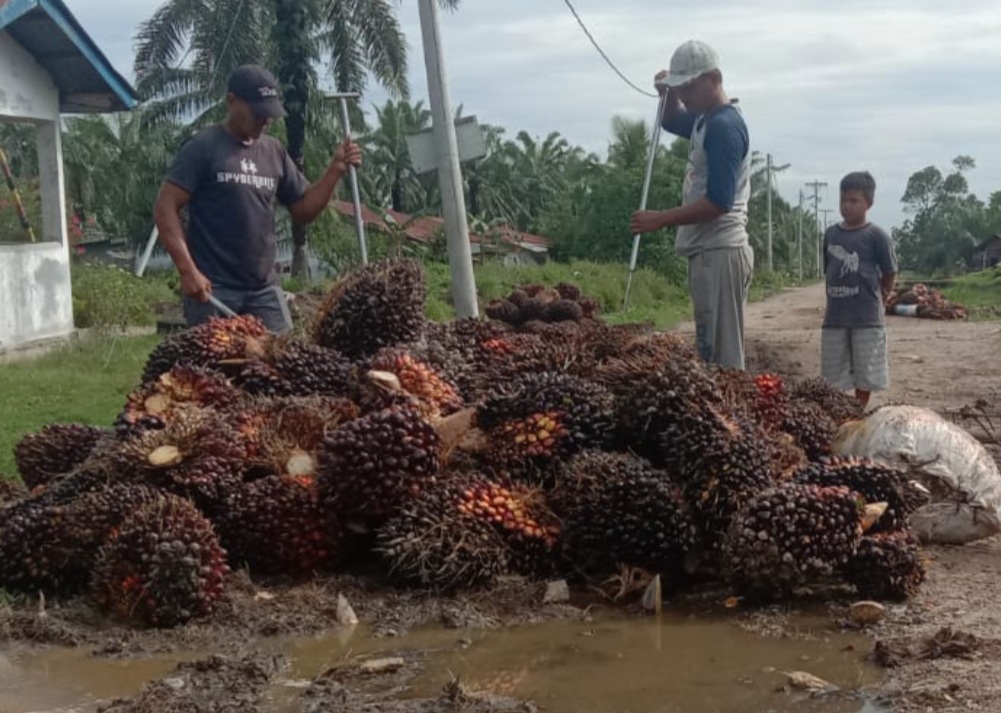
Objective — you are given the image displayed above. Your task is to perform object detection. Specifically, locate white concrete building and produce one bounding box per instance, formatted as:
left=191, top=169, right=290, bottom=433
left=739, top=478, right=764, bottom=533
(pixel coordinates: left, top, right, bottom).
left=0, top=0, right=136, bottom=354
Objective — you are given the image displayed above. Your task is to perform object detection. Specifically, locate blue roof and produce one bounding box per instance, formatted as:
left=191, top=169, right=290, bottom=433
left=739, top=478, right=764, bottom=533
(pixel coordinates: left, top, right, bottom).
left=0, top=0, right=138, bottom=113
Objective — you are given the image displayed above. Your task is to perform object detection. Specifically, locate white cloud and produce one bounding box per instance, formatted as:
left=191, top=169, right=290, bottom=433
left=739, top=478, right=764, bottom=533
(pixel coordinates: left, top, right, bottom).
left=62, top=0, right=1001, bottom=229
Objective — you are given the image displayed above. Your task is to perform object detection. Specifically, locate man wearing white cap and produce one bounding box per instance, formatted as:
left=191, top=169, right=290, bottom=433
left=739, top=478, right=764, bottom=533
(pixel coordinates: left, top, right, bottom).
left=630, top=40, right=752, bottom=370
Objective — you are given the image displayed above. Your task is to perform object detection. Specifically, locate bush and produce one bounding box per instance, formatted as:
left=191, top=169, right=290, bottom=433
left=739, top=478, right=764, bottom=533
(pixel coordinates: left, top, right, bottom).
left=71, top=260, right=177, bottom=330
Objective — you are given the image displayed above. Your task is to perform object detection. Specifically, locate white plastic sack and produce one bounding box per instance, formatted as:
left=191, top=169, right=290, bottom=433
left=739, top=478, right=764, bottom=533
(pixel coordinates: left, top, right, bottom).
left=834, top=405, right=1001, bottom=545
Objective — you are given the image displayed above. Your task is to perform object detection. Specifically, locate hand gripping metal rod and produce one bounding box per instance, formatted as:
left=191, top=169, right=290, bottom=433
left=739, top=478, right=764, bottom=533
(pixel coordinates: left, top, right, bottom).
left=623, top=91, right=668, bottom=311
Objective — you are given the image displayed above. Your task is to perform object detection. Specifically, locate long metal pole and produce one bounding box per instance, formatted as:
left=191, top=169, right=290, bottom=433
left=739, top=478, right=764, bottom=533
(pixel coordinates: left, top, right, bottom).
left=328, top=92, right=368, bottom=265
left=623, top=92, right=668, bottom=311
left=418, top=0, right=478, bottom=318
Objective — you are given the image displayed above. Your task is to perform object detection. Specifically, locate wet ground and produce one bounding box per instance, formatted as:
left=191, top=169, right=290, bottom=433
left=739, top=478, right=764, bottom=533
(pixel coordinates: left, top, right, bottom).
left=1, top=594, right=884, bottom=713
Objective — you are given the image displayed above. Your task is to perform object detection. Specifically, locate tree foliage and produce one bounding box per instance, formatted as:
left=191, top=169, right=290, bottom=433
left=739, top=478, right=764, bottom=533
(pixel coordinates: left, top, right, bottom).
left=893, top=156, right=1001, bottom=274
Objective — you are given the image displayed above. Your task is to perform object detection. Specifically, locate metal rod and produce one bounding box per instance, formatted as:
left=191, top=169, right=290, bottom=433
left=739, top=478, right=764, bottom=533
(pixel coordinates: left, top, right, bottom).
left=623, top=91, right=668, bottom=311
left=207, top=293, right=239, bottom=318
left=135, top=225, right=159, bottom=276
left=0, top=144, right=37, bottom=243
left=334, top=95, right=368, bottom=265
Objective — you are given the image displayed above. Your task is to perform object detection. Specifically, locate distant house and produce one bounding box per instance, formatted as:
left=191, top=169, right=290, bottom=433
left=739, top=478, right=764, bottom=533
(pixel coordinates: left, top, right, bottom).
left=0, top=0, right=137, bottom=353
left=971, top=235, right=1001, bottom=271
left=332, top=201, right=552, bottom=266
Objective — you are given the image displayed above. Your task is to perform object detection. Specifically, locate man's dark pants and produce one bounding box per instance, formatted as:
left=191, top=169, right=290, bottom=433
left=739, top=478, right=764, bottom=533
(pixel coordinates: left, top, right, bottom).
left=183, top=284, right=292, bottom=334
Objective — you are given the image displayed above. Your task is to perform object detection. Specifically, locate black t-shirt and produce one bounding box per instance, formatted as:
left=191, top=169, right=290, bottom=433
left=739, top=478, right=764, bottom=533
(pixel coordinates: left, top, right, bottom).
left=165, top=125, right=309, bottom=289
left=822, top=222, right=898, bottom=328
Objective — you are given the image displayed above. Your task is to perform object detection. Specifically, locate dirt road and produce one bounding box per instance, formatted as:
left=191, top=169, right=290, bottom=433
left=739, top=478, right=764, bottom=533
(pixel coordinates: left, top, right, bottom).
left=717, top=283, right=1001, bottom=713
left=727, top=281, right=1001, bottom=412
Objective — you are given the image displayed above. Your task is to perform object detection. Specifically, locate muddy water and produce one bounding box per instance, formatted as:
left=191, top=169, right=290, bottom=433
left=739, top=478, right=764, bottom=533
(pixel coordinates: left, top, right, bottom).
left=1, top=610, right=883, bottom=713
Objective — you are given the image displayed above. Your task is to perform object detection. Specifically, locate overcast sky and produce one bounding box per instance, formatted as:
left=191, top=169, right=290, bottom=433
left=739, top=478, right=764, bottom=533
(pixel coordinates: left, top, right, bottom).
left=68, top=0, right=1001, bottom=231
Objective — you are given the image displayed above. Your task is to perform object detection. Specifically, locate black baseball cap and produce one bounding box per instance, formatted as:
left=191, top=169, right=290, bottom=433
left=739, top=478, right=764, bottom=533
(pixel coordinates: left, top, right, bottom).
left=227, top=65, right=286, bottom=119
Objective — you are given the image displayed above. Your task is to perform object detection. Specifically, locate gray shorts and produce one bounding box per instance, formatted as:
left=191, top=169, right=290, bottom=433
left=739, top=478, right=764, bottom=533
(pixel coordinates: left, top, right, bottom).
left=821, top=326, right=889, bottom=392
left=183, top=284, right=292, bottom=334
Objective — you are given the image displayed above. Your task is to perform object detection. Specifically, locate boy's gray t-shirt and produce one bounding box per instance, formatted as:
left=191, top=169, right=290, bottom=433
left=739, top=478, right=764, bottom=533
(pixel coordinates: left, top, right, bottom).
left=165, top=126, right=309, bottom=290
left=822, top=223, right=897, bottom=328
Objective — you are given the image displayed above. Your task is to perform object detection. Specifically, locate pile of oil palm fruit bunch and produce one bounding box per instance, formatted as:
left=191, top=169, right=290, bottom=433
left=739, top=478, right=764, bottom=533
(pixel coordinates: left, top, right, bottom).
left=2, top=258, right=929, bottom=629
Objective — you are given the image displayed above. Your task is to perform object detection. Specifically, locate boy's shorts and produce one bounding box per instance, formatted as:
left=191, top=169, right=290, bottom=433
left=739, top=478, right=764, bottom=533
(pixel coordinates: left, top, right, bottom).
left=821, top=326, right=889, bottom=392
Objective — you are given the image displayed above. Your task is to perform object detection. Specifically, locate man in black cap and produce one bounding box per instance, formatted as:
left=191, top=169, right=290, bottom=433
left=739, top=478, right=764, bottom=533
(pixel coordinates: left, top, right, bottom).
left=153, top=64, right=362, bottom=333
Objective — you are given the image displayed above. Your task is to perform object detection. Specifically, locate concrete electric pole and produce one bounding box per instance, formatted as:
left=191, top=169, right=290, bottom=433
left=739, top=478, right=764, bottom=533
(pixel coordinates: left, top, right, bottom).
left=417, top=0, right=479, bottom=318
left=805, top=181, right=827, bottom=278
left=765, top=154, right=790, bottom=272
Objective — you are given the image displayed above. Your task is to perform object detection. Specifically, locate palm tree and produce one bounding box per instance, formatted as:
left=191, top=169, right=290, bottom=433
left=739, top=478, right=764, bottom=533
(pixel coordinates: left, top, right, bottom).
left=62, top=112, right=182, bottom=244
left=607, top=116, right=656, bottom=171
left=363, top=99, right=433, bottom=213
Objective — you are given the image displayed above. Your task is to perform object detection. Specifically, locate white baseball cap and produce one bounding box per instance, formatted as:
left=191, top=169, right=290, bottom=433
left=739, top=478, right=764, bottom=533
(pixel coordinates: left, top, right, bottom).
left=659, top=40, right=720, bottom=88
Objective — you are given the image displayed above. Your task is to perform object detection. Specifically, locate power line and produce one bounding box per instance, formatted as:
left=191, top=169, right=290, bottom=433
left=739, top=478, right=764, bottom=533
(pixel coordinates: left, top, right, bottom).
left=562, top=0, right=658, bottom=98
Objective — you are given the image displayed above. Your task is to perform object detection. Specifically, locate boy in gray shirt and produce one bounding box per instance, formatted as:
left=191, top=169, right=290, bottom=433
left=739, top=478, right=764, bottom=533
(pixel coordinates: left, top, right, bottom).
left=821, top=171, right=897, bottom=408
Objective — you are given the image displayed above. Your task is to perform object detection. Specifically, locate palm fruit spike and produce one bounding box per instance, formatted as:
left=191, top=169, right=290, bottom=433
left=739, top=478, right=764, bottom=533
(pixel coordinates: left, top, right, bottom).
left=683, top=414, right=775, bottom=551
left=593, top=332, right=696, bottom=396
left=554, top=282, right=582, bottom=302
left=13, top=423, right=107, bottom=490
left=216, top=474, right=337, bottom=577
left=376, top=476, right=511, bottom=591
left=848, top=531, right=925, bottom=601
left=113, top=408, right=247, bottom=515
left=723, top=483, right=865, bottom=602
left=317, top=404, right=442, bottom=525
left=116, top=366, right=239, bottom=438
left=614, top=357, right=723, bottom=468
left=793, top=456, right=925, bottom=534
left=367, top=348, right=464, bottom=417
left=238, top=340, right=354, bottom=398
left=553, top=451, right=699, bottom=582
left=781, top=402, right=837, bottom=461
left=312, top=258, right=426, bottom=359
left=454, top=474, right=562, bottom=577
left=0, top=482, right=160, bottom=595
left=476, top=372, right=616, bottom=463
left=141, top=315, right=269, bottom=384
left=93, top=493, right=229, bottom=627
left=238, top=396, right=359, bottom=478
left=485, top=298, right=524, bottom=327
left=790, top=377, right=864, bottom=425
left=544, top=299, right=584, bottom=323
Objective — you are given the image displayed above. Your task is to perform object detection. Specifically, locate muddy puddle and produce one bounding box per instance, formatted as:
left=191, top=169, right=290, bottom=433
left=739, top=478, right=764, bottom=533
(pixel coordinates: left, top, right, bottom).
left=1, top=609, right=884, bottom=713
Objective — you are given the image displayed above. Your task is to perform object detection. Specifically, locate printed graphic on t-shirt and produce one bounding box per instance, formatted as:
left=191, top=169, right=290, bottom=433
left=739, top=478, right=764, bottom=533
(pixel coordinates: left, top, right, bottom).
left=828, top=244, right=859, bottom=279
left=215, top=157, right=277, bottom=191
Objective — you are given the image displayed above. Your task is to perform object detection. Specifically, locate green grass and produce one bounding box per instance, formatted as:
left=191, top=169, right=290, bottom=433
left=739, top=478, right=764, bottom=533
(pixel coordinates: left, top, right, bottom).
left=942, top=268, right=1001, bottom=321
left=0, top=334, right=159, bottom=479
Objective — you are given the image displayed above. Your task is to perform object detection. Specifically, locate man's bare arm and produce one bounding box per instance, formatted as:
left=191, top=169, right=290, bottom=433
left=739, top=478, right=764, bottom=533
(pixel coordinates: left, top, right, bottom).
left=153, top=181, right=211, bottom=300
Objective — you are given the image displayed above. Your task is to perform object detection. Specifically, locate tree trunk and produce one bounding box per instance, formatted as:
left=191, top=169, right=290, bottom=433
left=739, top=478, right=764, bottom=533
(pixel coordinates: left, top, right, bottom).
left=289, top=110, right=309, bottom=281
left=275, top=0, right=312, bottom=282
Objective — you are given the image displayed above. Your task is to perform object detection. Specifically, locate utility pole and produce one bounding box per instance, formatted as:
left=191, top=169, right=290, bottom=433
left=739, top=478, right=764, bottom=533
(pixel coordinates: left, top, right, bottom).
left=819, top=208, right=835, bottom=278
left=418, top=0, right=479, bottom=318
left=805, top=181, right=827, bottom=278
left=765, top=153, right=790, bottom=273
left=797, top=190, right=804, bottom=281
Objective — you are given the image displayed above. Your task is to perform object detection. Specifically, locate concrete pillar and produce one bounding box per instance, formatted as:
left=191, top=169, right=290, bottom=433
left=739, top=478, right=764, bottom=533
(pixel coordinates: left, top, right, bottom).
left=35, top=120, right=67, bottom=245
